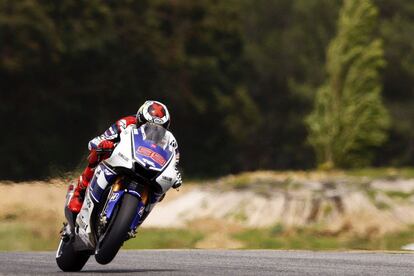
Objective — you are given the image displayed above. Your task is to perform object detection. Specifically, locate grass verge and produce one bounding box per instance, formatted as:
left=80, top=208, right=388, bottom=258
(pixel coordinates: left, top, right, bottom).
left=0, top=222, right=59, bottom=251
left=0, top=223, right=204, bottom=251
left=233, top=225, right=414, bottom=251
left=2, top=222, right=414, bottom=251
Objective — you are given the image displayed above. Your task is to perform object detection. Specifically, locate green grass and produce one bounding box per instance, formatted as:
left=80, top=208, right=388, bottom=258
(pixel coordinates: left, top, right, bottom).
left=2, top=220, right=414, bottom=251
left=0, top=223, right=203, bottom=251
left=384, top=191, right=413, bottom=199
left=233, top=225, right=414, bottom=251
left=0, top=222, right=59, bottom=251
left=233, top=228, right=342, bottom=250
left=346, top=167, right=414, bottom=179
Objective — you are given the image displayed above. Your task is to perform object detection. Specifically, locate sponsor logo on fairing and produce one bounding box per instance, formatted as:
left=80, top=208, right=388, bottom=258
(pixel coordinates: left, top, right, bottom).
left=136, top=146, right=166, bottom=166
left=78, top=215, right=88, bottom=231
left=86, top=198, right=92, bottom=208
left=118, top=152, right=129, bottom=162
left=162, top=176, right=172, bottom=181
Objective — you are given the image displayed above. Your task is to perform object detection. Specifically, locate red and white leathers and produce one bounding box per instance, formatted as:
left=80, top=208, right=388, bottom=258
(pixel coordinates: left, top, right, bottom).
left=68, top=115, right=181, bottom=213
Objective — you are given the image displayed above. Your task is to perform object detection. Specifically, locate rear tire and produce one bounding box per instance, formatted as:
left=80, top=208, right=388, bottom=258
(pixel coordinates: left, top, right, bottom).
left=95, top=193, right=139, bottom=265
left=56, top=239, right=90, bottom=272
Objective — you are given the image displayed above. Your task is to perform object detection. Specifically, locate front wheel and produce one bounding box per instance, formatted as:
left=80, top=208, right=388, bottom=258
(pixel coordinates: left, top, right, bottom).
left=95, top=193, right=140, bottom=265
left=56, top=238, right=90, bottom=272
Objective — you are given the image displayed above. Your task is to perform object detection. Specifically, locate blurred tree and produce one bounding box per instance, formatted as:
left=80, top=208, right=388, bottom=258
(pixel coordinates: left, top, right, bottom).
left=307, top=0, right=390, bottom=168
left=0, top=0, right=115, bottom=179
left=2, top=0, right=414, bottom=180
left=372, top=0, right=414, bottom=167
left=241, top=0, right=341, bottom=170
left=146, top=0, right=260, bottom=175
left=0, top=0, right=255, bottom=179
left=0, top=0, right=61, bottom=72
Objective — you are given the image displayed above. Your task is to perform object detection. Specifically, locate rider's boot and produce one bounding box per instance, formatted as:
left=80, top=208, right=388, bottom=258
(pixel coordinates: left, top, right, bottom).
left=68, top=166, right=95, bottom=214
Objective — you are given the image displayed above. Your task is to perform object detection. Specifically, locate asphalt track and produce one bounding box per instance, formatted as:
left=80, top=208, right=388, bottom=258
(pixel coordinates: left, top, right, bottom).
left=0, top=250, right=413, bottom=275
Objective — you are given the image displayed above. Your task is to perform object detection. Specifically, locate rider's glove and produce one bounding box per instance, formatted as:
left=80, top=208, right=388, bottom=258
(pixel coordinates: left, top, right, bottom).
left=87, top=140, right=115, bottom=166
left=172, top=168, right=182, bottom=189
left=98, top=140, right=114, bottom=151
left=96, top=140, right=115, bottom=161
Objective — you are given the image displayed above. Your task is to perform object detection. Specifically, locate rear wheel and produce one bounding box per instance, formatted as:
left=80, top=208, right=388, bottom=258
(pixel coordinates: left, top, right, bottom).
left=95, top=193, right=139, bottom=265
left=56, top=238, right=90, bottom=272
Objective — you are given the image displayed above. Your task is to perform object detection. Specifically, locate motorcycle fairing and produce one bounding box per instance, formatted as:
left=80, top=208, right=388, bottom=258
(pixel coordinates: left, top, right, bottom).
left=72, top=163, right=117, bottom=250
left=132, top=127, right=173, bottom=171
left=89, top=164, right=117, bottom=203
left=75, top=189, right=96, bottom=249
left=105, top=126, right=136, bottom=170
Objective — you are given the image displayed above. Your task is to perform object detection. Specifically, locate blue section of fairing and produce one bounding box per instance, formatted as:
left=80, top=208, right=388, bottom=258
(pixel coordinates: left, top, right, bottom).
left=89, top=163, right=117, bottom=203
left=132, top=129, right=173, bottom=170
left=88, top=167, right=102, bottom=202
left=89, top=185, right=103, bottom=203
left=103, top=165, right=117, bottom=181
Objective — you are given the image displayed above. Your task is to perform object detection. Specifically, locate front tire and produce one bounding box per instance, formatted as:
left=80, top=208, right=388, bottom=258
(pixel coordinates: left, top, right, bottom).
left=56, top=238, right=90, bottom=272
left=95, top=193, right=139, bottom=265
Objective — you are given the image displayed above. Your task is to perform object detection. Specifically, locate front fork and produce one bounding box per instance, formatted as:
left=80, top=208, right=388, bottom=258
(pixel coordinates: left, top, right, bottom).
left=90, top=164, right=156, bottom=239
left=102, top=178, right=149, bottom=233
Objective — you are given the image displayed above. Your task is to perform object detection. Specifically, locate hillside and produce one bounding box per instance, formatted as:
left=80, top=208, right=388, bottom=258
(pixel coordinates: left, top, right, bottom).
left=148, top=171, right=414, bottom=235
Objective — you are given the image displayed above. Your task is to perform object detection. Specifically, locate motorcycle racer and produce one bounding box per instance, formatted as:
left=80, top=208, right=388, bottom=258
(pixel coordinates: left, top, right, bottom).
left=68, top=100, right=182, bottom=214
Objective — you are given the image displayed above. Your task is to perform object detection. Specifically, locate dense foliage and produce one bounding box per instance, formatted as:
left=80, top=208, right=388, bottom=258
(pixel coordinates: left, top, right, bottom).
left=307, top=0, right=389, bottom=168
left=1, top=0, right=414, bottom=180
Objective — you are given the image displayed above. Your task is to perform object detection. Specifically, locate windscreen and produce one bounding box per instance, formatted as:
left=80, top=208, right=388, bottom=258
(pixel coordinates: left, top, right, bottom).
left=142, top=123, right=168, bottom=148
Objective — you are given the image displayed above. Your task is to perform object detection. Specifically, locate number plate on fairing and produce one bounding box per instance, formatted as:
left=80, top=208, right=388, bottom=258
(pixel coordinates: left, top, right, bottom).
left=132, top=129, right=173, bottom=171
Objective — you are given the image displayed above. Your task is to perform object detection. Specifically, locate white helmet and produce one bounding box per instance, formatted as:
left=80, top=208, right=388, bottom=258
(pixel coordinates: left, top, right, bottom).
left=136, top=100, right=170, bottom=129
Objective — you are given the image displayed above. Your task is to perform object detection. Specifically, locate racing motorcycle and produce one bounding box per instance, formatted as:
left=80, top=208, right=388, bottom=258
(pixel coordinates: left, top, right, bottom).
left=56, top=123, right=179, bottom=271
